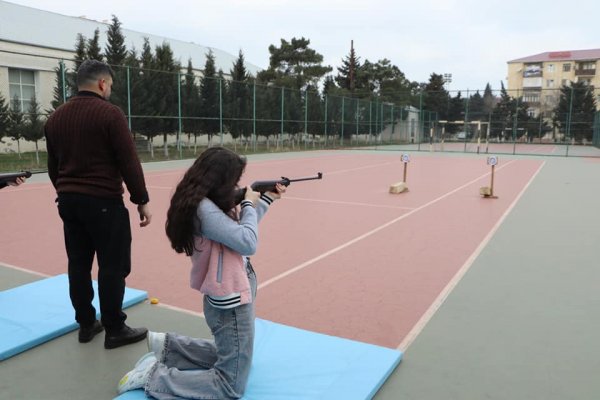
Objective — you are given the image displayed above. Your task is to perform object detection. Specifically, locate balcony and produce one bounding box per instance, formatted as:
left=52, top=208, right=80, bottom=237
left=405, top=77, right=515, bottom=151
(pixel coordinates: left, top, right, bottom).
left=575, top=68, right=596, bottom=76
left=523, top=64, right=542, bottom=78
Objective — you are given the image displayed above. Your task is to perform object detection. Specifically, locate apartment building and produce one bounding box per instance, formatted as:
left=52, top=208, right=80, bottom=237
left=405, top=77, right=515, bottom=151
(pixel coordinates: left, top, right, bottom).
left=506, top=48, right=600, bottom=117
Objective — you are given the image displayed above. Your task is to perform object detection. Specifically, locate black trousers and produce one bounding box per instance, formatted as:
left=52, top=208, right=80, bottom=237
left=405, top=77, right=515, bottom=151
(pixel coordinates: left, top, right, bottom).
left=57, top=193, right=132, bottom=333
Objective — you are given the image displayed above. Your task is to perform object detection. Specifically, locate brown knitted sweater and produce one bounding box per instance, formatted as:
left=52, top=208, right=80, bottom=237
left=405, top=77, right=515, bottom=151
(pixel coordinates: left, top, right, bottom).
left=45, top=91, right=149, bottom=204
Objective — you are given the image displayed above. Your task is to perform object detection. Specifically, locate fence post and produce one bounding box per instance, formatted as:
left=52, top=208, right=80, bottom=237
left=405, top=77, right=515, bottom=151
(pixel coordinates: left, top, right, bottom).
left=280, top=87, right=284, bottom=149
left=253, top=82, right=256, bottom=152
left=324, top=94, right=328, bottom=147
left=512, top=90, right=519, bottom=155
left=355, top=98, right=359, bottom=144
left=464, top=89, right=470, bottom=152
left=60, top=60, right=67, bottom=103
left=341, top=96, right=345, bottom=147
left=219, top=78, right=223, bottom=146
left=418, top=91, right=423, bottom=151
left=177, top=72, right=182, bottom=156
left=566, top=85, right=574, bottom=157
left=126, top=66, right=132, bottom=131
left=304, top=89, right=308, bottom=149
left=369, top=100, right=372, bottom=145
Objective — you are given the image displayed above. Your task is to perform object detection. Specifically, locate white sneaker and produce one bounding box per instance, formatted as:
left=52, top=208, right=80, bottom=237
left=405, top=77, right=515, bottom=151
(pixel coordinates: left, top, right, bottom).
left=117, top=352, right=157, bottom=394
left=147, top=331, right=166, bottom=360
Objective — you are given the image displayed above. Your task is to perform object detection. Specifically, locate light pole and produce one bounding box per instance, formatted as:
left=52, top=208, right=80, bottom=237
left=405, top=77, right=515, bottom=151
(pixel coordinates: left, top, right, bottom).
left=443, top=73, right=452, bottom=91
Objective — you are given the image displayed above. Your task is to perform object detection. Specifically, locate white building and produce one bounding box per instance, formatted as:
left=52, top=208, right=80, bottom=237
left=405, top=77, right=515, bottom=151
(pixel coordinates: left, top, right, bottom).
left=0, top=0, right=262, bottom=151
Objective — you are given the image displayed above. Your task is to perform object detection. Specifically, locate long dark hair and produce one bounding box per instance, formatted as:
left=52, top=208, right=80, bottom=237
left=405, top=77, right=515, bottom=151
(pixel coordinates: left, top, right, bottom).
left=165, top=147, right=247, bottom=256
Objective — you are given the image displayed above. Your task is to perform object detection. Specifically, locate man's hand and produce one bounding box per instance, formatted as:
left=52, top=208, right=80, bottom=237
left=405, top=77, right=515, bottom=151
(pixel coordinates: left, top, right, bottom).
left=7, top=176, right=26, bottom=187
left=137, top=203, right=152, bottom=227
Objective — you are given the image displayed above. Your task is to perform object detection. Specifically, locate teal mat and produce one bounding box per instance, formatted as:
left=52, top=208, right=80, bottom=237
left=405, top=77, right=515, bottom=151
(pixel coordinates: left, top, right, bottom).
left=0, top=274, right=147, bottom=360
left=115, top=318, right=402, bottom=400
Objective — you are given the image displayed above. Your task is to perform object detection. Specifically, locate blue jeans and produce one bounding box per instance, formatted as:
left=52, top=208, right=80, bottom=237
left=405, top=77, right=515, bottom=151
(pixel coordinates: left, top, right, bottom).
left=145, top=263, right=257, bottom=399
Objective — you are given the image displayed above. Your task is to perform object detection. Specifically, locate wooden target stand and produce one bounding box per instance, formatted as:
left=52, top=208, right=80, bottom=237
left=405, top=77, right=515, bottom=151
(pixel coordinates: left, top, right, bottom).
left=389, top=153, right=410, bottom=194
left=480, top=155, right=498, bottom=198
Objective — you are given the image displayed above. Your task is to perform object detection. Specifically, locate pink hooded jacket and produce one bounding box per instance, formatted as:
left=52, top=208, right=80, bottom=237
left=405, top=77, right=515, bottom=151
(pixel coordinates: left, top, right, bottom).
left=189, top=195, right=273, bottom=308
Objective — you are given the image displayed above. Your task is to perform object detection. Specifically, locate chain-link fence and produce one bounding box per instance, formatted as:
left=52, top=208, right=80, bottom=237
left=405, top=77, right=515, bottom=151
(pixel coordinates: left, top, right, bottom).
left=2, top=56, right=600, bottom=172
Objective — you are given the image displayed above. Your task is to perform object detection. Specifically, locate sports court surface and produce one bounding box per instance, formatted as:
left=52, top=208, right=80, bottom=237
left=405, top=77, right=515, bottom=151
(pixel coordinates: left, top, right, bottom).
left=1, top=148, right=599, bottom=399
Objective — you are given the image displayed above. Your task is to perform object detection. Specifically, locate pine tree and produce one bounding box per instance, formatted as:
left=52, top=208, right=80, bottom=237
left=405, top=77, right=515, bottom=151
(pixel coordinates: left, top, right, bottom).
left=322, top=76, right=337, bottom=96
left=552, top=81, right=597, bottom=142
left=181, top=59, right=201, bottom=150
left=22, top=95, right=45, bottom=165
left=482, top=83, right=496, bottom=115
left=87, top=28, right=103, bottom=61
left=491, top=82, right=533, bottom=141
left=199, top=50, right=219, bottom=145
left=305, top=84, right=324, bottom=145
left=335, top=41, right=361, bottom=93
left=153, top=43, right=180, bottom=156
left=74, top=33, right=87, bottom=70
left=48, top=61, right=68, bottom=113
left=258, top=37, right=332, bottom=90
left=0, top=91, right=10, bottom=140
left=104, top=16, right=127, bottom=66
left=228, top=51, right=252, bottom=144
left=104, top=15, right=128, bottom=111
left=422, top=73, right=450, bottom=121
left=70, top=33, right=88, bottom=94
left=8, top=95, right=26, bottom=157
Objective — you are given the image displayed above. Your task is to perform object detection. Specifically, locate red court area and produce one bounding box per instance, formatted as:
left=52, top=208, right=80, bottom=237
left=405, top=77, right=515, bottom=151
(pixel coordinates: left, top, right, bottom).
left=0, top=152, right=543, bottom=349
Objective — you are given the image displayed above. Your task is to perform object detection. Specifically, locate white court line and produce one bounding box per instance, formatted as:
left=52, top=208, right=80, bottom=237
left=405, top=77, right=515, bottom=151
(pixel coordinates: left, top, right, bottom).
left=154, top=302, right=206, bottom=319
left=396, top=160, right=546, bottom=352
left=0, top=261, right=50, bottom=277
left=257, top=159, right=519, bottom=292
left=145, top=157, right=396, bottom=179
left=147, top=185, right=175, bottom=190
left=2, top=184, right=52, bottom=192
left=285, top=196, right=416, bottom=210
left=324, top=161, right=398, bottom=175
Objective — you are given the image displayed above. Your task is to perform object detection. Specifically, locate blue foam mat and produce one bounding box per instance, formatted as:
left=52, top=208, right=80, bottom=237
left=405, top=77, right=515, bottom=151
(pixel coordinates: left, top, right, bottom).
left=0, top=273, right=147, bottom=360
left=115, top=318, right=402, bottom=400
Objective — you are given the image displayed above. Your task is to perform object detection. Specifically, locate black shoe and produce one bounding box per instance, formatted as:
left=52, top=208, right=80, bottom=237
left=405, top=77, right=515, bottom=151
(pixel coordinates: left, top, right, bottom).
left=78, top=320, right=104, bottom=343
left=104, top=325, right=148, bottom=349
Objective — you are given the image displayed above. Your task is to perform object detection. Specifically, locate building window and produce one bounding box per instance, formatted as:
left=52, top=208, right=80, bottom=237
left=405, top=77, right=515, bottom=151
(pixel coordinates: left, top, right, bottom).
left=547, top=64, right=554, bottom=73
left=563, top=63, right=571, bottom=72
left=523, top=93, right=540, bottom=103
left=8, top=69, right=36, bottom=112
left=546, top=79, right=554, bottom=88
left=523, top=64, right=542, bottom=77
left=579, top=61, right=596, bottom=70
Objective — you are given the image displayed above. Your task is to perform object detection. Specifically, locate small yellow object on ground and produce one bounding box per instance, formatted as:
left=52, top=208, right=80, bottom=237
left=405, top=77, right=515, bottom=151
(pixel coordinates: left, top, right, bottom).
left=150, top=297, right=159, bottom=304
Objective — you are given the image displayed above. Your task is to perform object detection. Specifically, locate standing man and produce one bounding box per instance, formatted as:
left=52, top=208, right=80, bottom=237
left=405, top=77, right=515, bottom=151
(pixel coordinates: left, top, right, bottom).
left=45, top=59, right=152, bottom=349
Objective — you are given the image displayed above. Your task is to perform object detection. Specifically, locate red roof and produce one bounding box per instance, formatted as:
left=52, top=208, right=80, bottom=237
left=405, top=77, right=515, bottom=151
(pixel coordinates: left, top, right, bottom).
left=508, top=48, right=600, bottom=63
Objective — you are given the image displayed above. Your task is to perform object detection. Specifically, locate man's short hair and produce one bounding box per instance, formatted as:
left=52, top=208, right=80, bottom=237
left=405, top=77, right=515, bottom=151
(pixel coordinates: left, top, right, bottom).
left=76, top=59, right=114, bottom=88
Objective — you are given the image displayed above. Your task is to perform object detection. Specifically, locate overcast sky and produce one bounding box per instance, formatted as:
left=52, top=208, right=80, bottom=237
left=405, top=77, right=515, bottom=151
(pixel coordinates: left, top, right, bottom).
left=9, top=0, right=600, bottom=93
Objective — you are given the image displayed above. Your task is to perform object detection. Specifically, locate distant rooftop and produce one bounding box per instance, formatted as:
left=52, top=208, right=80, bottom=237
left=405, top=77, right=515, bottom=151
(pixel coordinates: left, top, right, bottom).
left=508, top=48, right=600, bottom=64
left=0, top=0, right=262, bottom=76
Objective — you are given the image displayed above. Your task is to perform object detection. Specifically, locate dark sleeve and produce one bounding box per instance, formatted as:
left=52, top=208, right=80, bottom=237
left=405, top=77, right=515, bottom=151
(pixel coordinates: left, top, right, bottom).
left=44, top=125, right=58, bottom=188
left=0, top=182, right=6, bottom=189
left=107, top=107, right=149, bottom=205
